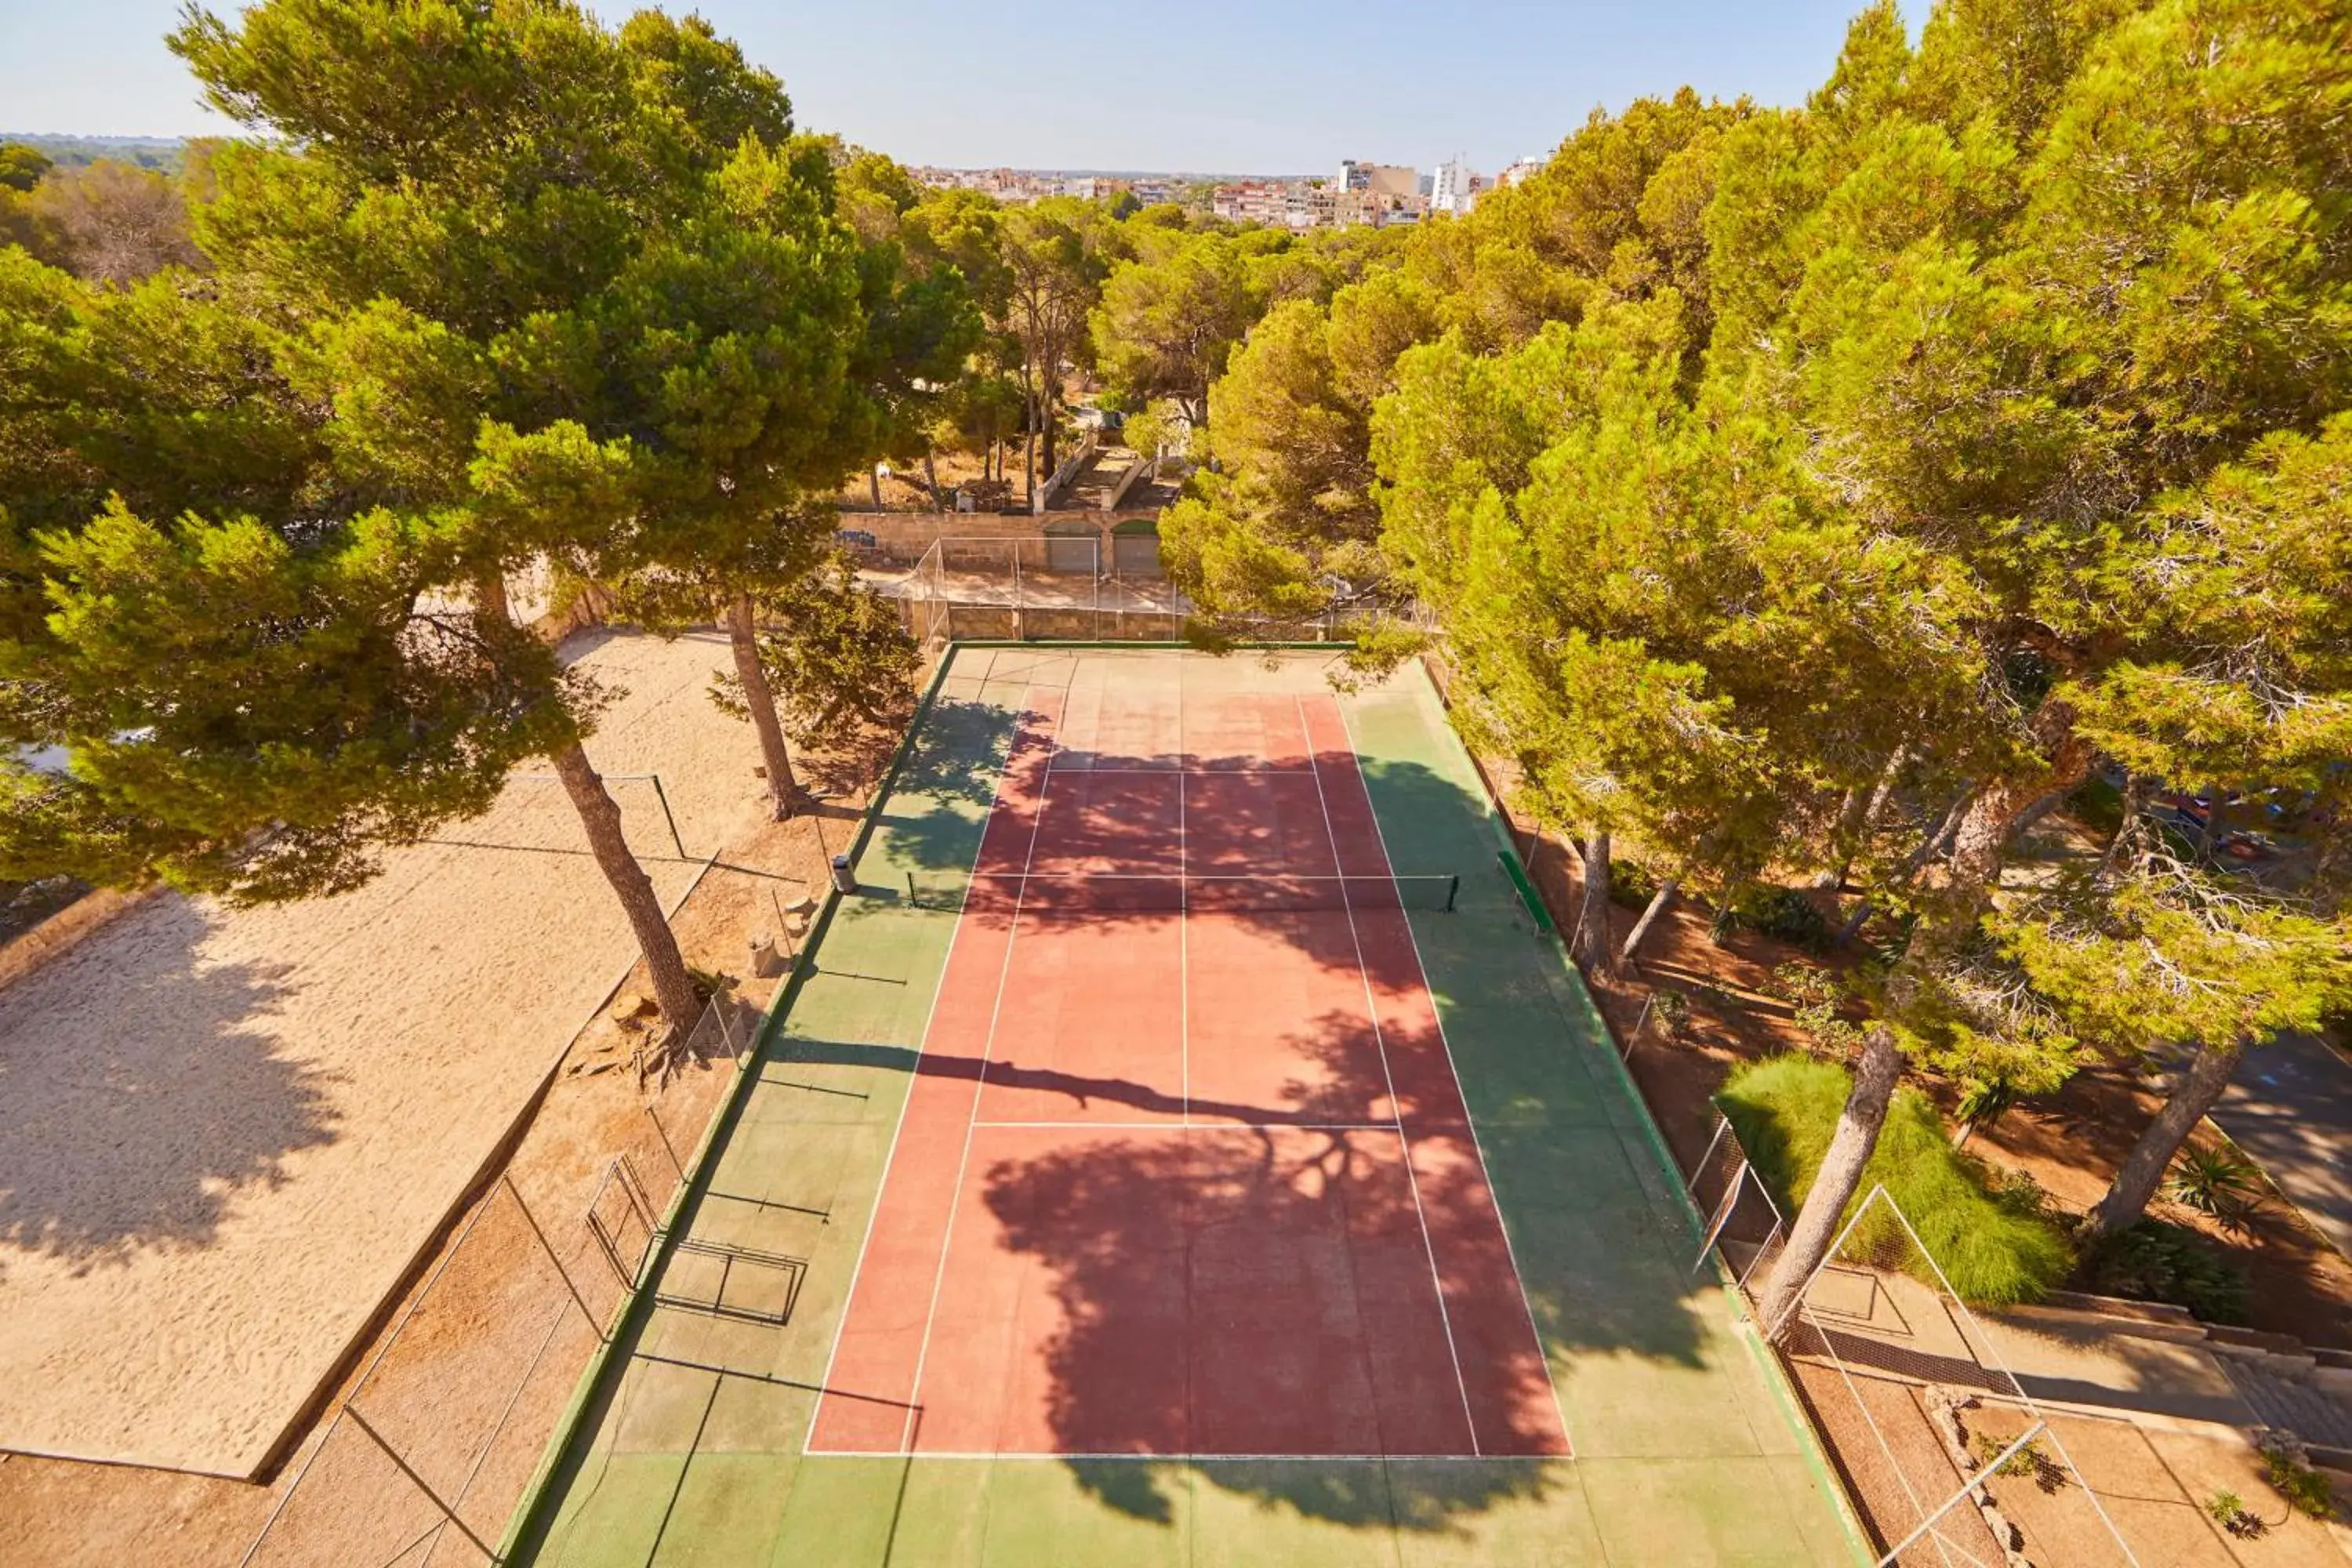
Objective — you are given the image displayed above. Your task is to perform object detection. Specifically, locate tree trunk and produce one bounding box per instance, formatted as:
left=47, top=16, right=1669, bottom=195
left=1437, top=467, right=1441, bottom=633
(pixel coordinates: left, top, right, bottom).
left=1759, top=1023, right=1907, bottom=1343
left=1902, top=786, right=1976, bottom=879
left=2098, top=775, right=2150, bottom=883
left=2002, top=786, right=2068, bottom=849
left=1864, top=746, right=1908, bottom=829
left=1621, top=875, right=1679, bottom=963
left=869, top=466, right=883, bottom=510
left=475, top=568, right=698, bottom=1047
left=728, top=592, right=801, bottom=820
left=2080, top=1040, right=2245, bottom=1241
left=1820, top=747, right=1908, bottom=889
left=924, top=447, right=941, bottom=509
left=1573, top=830, right=1617, bottom=978
left=1926, top=724, right=2092, bottom=964
left=551, top=742, right=702, bottom=1040
left=2197, top=786, right=2228, bottom=862
left=1817, top=787, right=1867, bottom=890
left=1040, top=399, right=1059, bottom=478
left=475, top=564, right=514, bottom=628
left=1944, top=702, right=2093, bottom=906
left=1024, top=417, right=1039, bottom=510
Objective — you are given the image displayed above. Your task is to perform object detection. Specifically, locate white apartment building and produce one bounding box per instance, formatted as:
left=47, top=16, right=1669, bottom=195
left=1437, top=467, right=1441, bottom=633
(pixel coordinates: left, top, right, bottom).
left=1429, top=156, right=1489, bottom=216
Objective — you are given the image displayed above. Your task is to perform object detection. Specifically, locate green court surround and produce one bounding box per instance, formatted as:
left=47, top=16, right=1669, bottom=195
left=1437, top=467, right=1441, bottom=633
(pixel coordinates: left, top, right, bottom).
left=504, top=646, right=1869, bottom=1567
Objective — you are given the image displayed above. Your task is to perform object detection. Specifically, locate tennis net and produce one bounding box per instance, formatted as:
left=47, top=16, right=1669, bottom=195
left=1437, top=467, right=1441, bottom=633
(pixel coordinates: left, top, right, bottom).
left=903, top=871, right=1461, bottom=915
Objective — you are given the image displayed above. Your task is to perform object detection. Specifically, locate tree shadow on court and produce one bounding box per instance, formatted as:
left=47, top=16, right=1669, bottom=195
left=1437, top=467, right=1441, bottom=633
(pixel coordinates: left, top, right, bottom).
left=764, top=722, right=1738, bottom=1539
left=0, top=896, right=340, bottom=1276
left=833, top=993, right=1713, bottom=1537
left=863, top=695, right=1035, bottom=871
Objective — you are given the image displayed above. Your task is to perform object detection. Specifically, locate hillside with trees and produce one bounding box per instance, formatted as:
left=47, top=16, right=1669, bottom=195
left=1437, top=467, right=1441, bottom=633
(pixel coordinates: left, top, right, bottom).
left=1156, top=0, right=2352, bottom=1339
left=2, top=0, right=2347, bottom=1324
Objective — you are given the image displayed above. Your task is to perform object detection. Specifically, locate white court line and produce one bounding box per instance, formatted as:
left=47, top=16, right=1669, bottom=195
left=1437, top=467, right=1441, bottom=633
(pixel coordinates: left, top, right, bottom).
left=802, top=673, right=1047, bottom=1457
left=801, top=1448, right=1541, bottom=1462
left=894, top=688, right=1060, bottom=1453
left=1297, top=695, right=1483, bottom=1458
left=1040, top=766, right=1319, bottom=775
left=970, top=1120, right=1404, bottom=1132
left=1177, top=658, right=1189, bottom=1126
left=1330, top=691, right=1572, bottom=1449
left=964, top=872, right=1426, bottom=882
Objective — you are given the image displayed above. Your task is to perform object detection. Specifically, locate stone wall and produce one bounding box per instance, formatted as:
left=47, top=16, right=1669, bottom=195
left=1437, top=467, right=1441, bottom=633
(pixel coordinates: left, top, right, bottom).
left=844, top=509, right=1165, bottom=564
left=0, top=884, right=159, bottom=996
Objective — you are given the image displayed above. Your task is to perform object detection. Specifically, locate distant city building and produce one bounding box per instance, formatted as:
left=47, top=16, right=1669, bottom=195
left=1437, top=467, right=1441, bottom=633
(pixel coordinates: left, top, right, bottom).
left=1429, top=156, right=1489, bottom=217
left=1210, top=180, right=1294, bottom=225
left=909, top=162, right=1454, bottom=228
left=1338, top=160, right=1418, bottom=202
left=1498, top=155, right=1548, bottom=188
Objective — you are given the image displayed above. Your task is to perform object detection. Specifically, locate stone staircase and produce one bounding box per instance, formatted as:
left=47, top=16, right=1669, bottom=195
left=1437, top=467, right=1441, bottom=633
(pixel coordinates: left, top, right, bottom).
left=2038, top=1290, right=2352, bottom=1465
left=2225, top=1356, right=2352, bottom=1450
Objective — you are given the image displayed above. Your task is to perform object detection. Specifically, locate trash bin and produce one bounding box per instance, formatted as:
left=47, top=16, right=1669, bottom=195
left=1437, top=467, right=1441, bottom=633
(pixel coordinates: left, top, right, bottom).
left=829, top=853, right=858, bottom=895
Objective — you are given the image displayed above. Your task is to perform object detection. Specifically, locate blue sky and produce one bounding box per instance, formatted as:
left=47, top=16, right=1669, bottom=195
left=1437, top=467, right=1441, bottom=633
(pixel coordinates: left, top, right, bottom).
left=2, top=0, right=1870, bottom=172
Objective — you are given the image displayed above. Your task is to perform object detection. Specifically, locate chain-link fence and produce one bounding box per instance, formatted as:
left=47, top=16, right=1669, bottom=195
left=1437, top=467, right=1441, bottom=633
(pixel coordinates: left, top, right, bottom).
left=895, top=535, right=1191, bottom=644
left=1686, top=1113, right=1789, bottom=1294
left=1706, top=1163, right=2144, bottom=1568
left=238, top=995, right=750, bottom=1568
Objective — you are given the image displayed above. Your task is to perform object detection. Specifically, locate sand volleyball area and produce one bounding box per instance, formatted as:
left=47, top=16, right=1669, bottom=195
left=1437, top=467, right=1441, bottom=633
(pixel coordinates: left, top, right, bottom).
left=0, top=629, right=770, bottom=1478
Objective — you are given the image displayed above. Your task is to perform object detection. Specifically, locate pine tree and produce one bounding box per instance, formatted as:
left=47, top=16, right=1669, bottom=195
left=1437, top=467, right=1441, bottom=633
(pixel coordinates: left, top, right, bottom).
left=172, top=0, right=766, bottom=1043
left=0, top=255, right=564, bottom=906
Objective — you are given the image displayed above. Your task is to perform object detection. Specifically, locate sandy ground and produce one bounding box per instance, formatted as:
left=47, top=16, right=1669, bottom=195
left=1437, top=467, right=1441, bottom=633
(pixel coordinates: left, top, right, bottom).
left=0, top=629, right=776, bottom=1478
left=0, top=729, right=891, bottom=1567
left=1789, top=1361, right=2352, bottom=1566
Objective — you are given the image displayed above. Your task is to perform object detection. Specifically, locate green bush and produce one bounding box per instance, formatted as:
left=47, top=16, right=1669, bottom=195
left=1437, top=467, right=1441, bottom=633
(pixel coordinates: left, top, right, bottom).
left=2258, top=1431, right=2339, bottom=1521
left=1715, top=1055, right=2072, bottom=1307
left=1769, top=962, right=1867, bottom=1059
left=1649, top=987, right=1691, bottom=1040
left=2066, top=777, right=2126, bottom=840
left=2079, top=1219, right=2250, bottom=1324
left=2204, top=1488, right=2263, bottom=1537
left=1609, top=855, right=1664, bottom=910
left=2164, top=1144, right=2268, bottom=1237
left=1713, top=885, right=1831, bottom=952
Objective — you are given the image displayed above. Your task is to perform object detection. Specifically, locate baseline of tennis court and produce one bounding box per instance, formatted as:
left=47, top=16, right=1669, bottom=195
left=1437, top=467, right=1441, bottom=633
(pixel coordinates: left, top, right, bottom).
left=808, top=684, right=1566, bottom=1461
left=510, top=647, right=1867, bottom=1568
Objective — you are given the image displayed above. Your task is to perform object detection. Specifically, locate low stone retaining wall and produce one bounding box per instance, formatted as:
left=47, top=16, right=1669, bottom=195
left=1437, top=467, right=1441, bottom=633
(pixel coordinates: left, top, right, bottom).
left=0, top=884, right=159, bottom=995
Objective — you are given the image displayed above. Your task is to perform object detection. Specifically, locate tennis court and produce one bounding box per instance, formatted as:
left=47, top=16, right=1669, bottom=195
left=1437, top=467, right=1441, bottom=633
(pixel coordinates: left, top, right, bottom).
left=514, top=647, right=1865, bottom=1566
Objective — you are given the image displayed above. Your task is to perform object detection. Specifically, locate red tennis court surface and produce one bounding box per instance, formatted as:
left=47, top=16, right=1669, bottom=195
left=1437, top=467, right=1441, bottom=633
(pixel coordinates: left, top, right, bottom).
left=808, top=688, right=1568, bottom=1460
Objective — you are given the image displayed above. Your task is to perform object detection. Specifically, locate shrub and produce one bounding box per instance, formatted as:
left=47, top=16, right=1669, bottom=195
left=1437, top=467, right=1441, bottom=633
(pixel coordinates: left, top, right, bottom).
left=1649, top=987, right=1690, bottom=1041
left=2257, top=1431, right=2339, bottom=1521
left=2078, top=1219, right=2250, bottom=1324
left=2204, top=1489, right=2263, bottom=1537
left=2066, top=777, right=2126, bottom=840
left=1610, top=855, right=1664, bottom=910
left=1714, top=884, right=1831, bottom=952
left=2165, top=1143, right=2268, bottom=1237
left=1769, top=962, right=1867, bottom=1059
left=1971, top=1431, right=2060, bottom=1486
left=1715, top=1055, right=2072, bottom=1307
left=2273, top=1461, right=2338, bottom=1522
